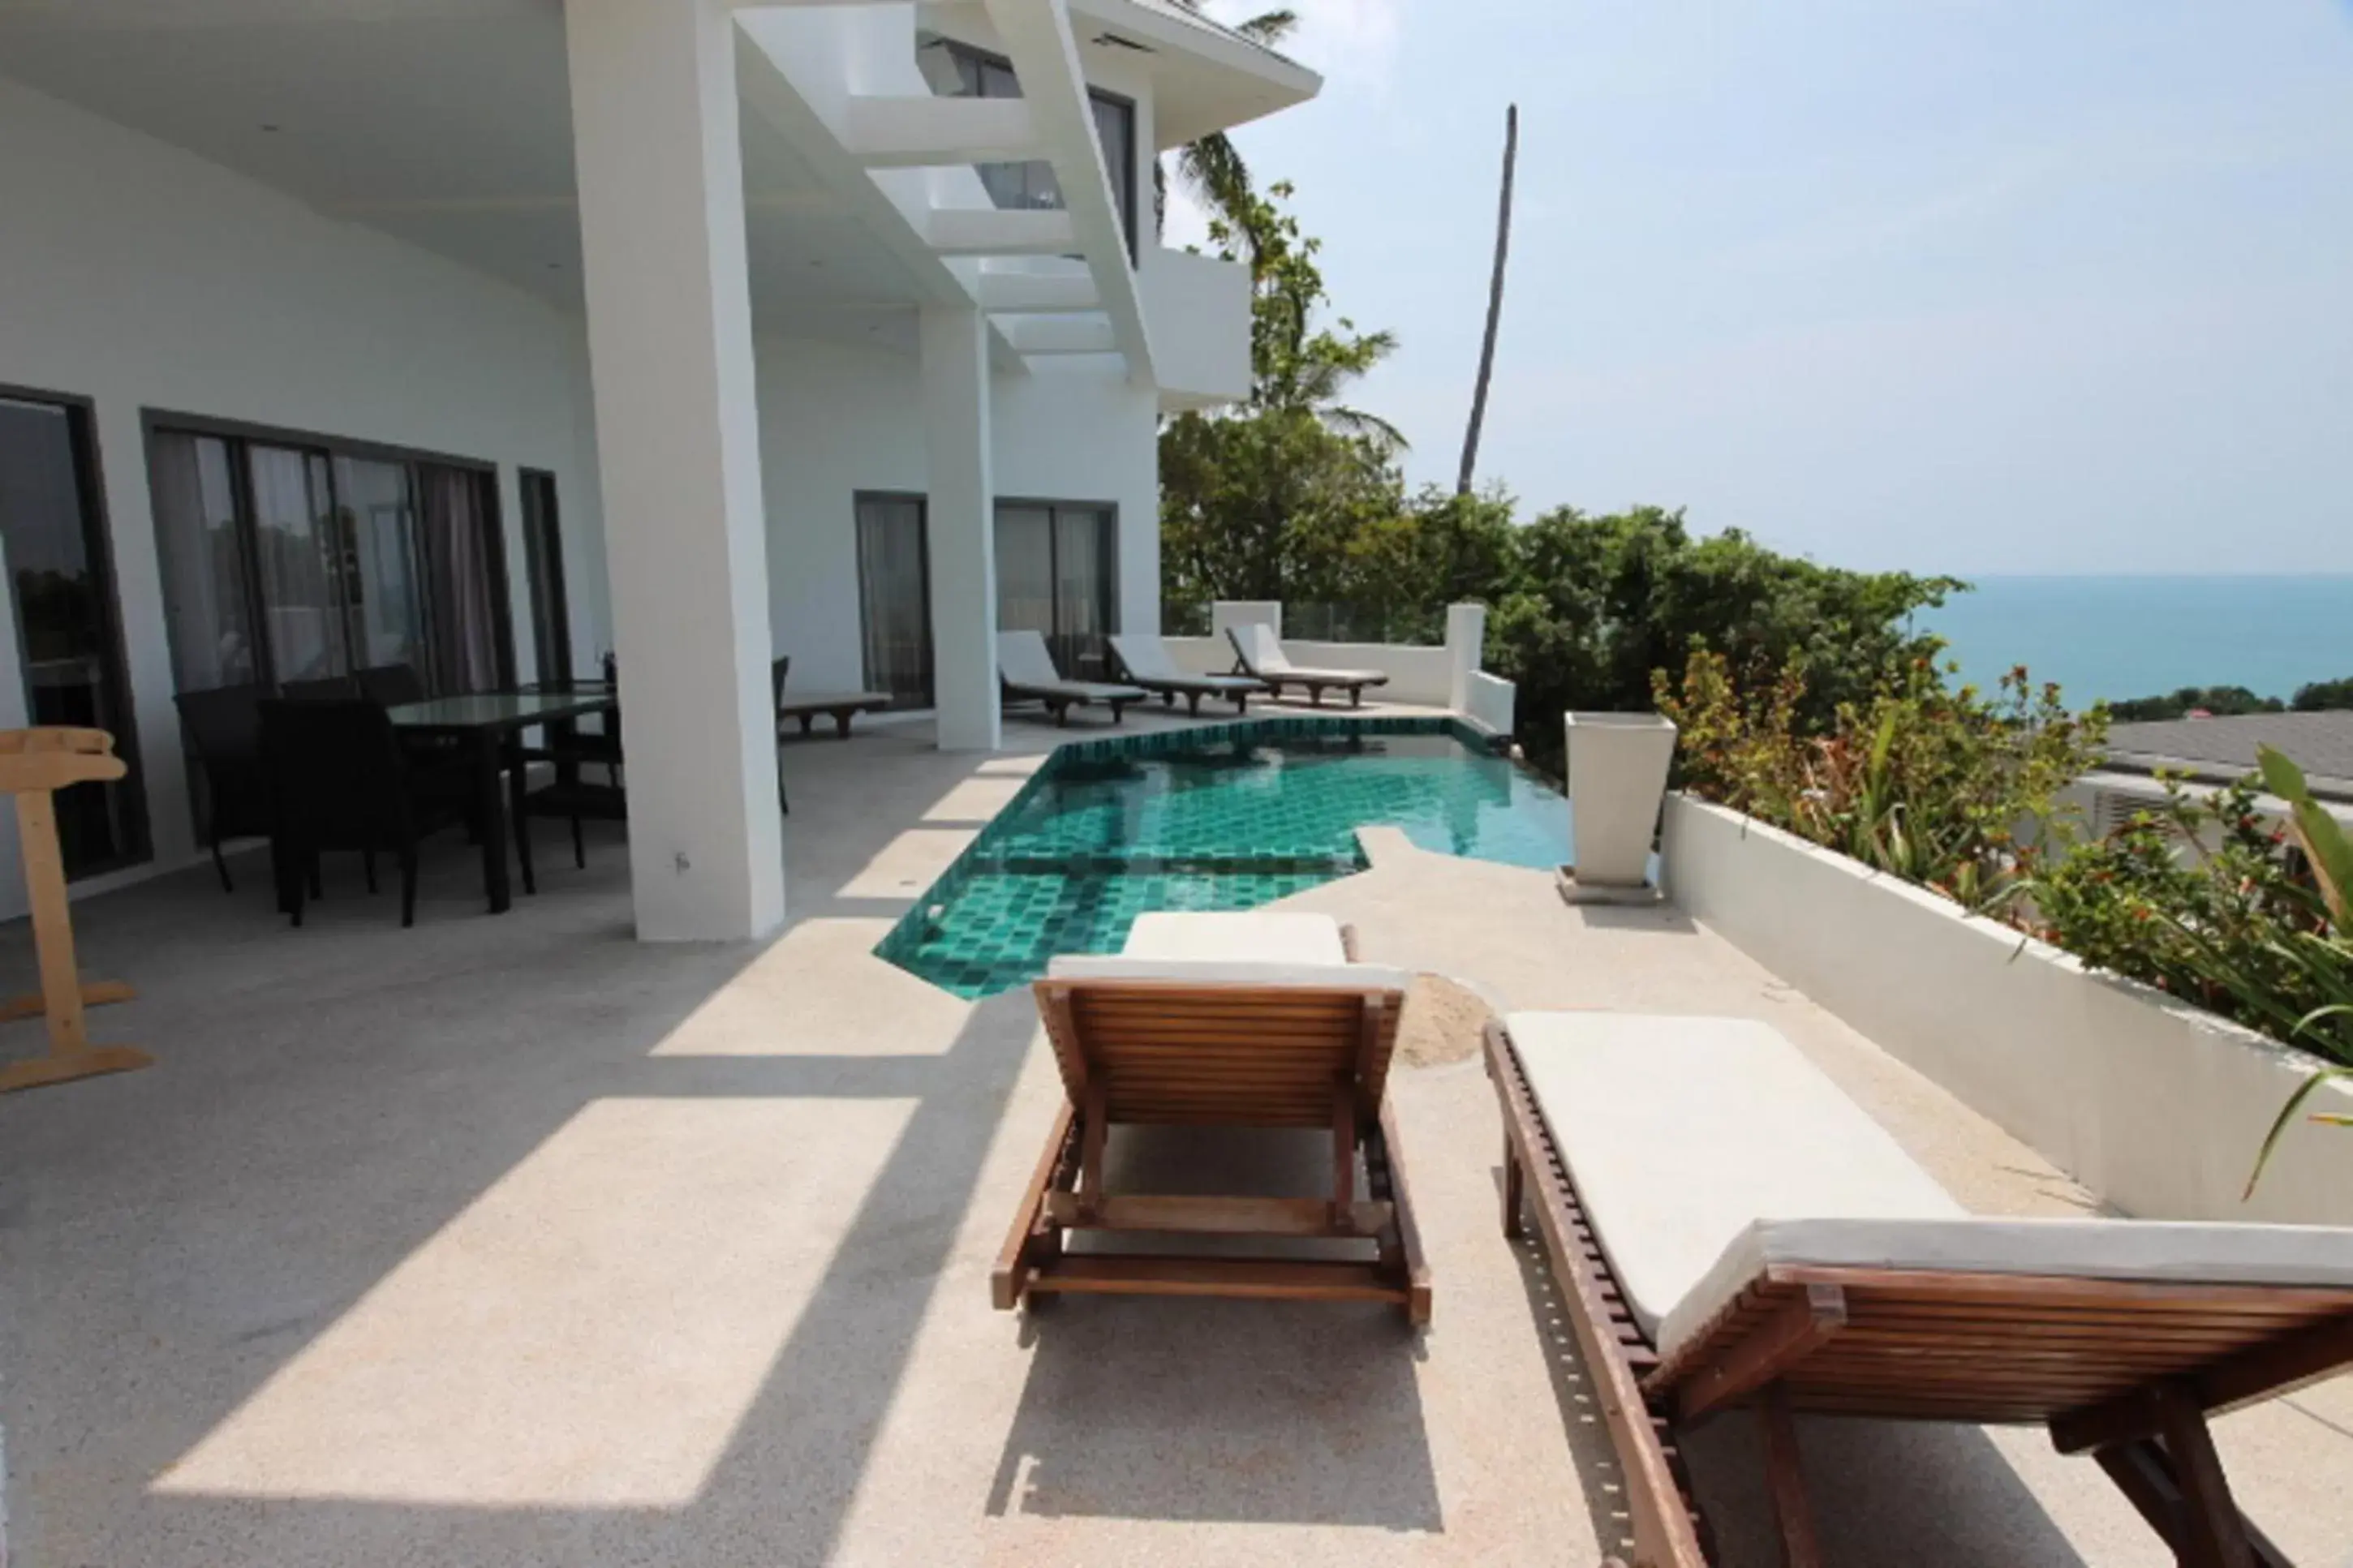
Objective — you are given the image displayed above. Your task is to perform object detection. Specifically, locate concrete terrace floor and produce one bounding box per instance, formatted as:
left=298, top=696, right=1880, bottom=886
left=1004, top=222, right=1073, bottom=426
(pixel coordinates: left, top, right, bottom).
left=4, top=699, right=2352, bottom=1566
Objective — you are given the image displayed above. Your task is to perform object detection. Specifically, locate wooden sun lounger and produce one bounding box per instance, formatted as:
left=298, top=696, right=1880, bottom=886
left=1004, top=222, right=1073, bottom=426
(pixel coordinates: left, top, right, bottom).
left=1225, top=622, right=1390, bottom=707
left=996, top=629, right=1146, bottom=727
left=1106, top=633, right=1265, bottom=716
left=994, top=917, right=1430, bottom=1322
left=1483, top=1012, right=2353, bottom=1567
left=774, top=689, right=890, bottom=739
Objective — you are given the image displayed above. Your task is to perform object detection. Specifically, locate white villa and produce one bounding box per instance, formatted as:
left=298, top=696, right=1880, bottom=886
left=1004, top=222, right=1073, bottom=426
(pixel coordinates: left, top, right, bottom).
left=0, top=0, right=1315, bottom=939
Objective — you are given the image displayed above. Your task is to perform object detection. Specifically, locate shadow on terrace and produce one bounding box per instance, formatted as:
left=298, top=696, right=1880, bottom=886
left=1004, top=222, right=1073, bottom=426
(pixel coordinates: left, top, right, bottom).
left=2, top=706, right=2348, bottom=1565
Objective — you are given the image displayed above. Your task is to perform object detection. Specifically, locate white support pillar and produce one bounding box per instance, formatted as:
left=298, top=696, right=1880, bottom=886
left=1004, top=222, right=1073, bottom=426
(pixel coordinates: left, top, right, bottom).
left=567, top=0, right=785, bottom=940
left=921, top=306, right=1002, bottom=751
left=1446, top=602, right=1489, bottom=715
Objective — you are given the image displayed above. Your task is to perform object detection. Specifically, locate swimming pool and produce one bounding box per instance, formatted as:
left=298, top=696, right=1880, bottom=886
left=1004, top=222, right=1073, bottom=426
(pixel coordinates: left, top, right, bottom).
left=875, top=717, right=1568, bottom=998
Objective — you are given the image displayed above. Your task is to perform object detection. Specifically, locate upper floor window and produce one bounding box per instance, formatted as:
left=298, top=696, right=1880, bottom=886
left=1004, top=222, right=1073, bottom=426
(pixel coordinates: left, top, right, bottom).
left=918, top=39, right=1138, bottom=260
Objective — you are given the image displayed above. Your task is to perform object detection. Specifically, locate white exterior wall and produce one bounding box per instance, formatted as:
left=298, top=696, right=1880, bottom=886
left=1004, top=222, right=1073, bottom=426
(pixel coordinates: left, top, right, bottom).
left=0, top=33, right=1188, bottom=896
left=759, top=341, right=1159, bottom=694
left=0, top=76, right=606, bottom=883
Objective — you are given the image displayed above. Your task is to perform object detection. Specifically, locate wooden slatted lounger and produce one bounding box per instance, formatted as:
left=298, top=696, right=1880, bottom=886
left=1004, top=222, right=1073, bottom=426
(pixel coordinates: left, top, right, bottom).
left=994, top=912, right=1431, bottom=1322
left=774, top=689, right=890, bottom=739
left=996, top=629, right=1147, bottom=727
left=1225, top=622, right=1390, bottom=707
left=1483, top=1011, right=2353, bottom=1567
left=1107, top=633, right=1266, bottom=716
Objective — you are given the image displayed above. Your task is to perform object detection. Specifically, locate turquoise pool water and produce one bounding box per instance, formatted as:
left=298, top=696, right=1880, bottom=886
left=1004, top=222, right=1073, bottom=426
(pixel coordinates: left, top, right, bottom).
left=876, top=717, right=1567, bottom=997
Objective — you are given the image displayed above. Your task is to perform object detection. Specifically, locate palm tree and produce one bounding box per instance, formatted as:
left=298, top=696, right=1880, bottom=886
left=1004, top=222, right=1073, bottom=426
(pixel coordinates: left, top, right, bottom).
left=1159, top=5, right=1299, bottom=254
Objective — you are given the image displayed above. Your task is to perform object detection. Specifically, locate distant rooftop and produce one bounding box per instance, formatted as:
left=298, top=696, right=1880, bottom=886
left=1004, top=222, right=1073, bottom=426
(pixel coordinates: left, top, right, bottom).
left=2106, top=710, right=2353, bottom=794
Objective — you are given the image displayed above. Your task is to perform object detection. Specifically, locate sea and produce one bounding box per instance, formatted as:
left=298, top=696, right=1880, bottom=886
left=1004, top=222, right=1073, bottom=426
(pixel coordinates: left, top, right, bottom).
left=1915, top=576, right=2353, bottom=710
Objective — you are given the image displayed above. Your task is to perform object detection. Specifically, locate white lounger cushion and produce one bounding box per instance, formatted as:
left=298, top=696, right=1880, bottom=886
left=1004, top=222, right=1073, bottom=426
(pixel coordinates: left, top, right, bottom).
left=1123, top=911, right=1349, bottom=966
left=996, top=630, right=1143, bottom=699
left=1508, top=1010, right=2353, bottom=1361
left=1507, top=1012, right=1964, bottom=1339
left=1048, top=953, right=1412, bottom=992
left=1662, top=1215, right=2353, bottom=1362
left=1108, top=634, right=1260, bottom=688
left=1228, top=623, right=1385, bottom=683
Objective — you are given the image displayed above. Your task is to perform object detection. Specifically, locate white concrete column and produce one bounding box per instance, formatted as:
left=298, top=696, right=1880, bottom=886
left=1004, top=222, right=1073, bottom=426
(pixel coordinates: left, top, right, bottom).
left=567, top=0, right=784, bottom=940
left=1446, top=602, right=1489, bottom=714
left=921, top=305, right=1001, bottom=751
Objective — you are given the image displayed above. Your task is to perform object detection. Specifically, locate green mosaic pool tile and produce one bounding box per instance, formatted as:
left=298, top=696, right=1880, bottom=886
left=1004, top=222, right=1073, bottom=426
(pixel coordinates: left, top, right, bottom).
left=875, top=717, right=1568, bottom=999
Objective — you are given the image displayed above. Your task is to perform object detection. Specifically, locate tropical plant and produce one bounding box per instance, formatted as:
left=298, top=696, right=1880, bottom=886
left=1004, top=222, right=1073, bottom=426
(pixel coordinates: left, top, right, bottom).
left=2013, top=749, right=2353, bottom=1191
left=1487, top=507, right=1964, bottom=772
left=1160, top=4, right=1298, bottom=255
left=2108, top=685, right=2283, bottom=722
left=1655, top=648, right=2106, bottom=909
left=2245, top=746, right=2353, bottom=1187
left=2294, top=677, right=2353, bottom=713
left=1159, top=182, right=1404, bottom=604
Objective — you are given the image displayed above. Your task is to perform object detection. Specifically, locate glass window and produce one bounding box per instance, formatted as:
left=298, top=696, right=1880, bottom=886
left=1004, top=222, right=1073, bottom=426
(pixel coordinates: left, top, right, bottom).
left=0, top=395, right=149, bottom=876
left=247, top=445, right=346, bottom=682
left=148, top=424, right=514, bottom=702
left=336, top=455, right=429, bottom=678
left=929, top=41, right=1138, bottom=256
left=855, top=494, right=933, bottom=708
left=995, top=501, right=1116, bottom=680
left=148, top=431, right=258, bottom=691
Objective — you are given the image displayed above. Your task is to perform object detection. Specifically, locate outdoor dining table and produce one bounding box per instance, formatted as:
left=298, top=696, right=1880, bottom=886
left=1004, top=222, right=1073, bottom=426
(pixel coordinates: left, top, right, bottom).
left=385, top=685, right=617, bottom=915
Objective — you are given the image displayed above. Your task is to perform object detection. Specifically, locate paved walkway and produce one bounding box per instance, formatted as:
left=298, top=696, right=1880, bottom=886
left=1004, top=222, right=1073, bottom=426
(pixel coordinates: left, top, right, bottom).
left=2, top=704, right=2347, bottom=1565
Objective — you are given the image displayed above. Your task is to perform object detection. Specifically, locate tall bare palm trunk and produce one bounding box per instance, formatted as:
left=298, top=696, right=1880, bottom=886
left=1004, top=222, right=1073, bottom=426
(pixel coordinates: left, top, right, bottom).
left=1458, top=104, right=1519, bottom=496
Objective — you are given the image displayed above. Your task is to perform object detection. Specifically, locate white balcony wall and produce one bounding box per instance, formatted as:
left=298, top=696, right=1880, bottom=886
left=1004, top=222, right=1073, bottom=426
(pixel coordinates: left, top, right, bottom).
left=1140, top=247, right=1254, bottom=410
left=0, top=77, right=607, bottom=882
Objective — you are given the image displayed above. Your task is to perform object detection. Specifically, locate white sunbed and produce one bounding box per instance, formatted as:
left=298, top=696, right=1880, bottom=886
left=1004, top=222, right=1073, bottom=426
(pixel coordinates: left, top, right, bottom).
left=995, top=629, right=1146, bottom=727
left=1224, top=622, right=1390, bottom=707
left=1484, top=1009, right=2353, bottom=1566
left=1106, top=633, right=1267, bottom=716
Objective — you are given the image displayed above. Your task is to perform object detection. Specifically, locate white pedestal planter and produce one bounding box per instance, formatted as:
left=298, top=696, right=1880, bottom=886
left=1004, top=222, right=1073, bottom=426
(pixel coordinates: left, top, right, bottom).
left=1560, top=711, right=1677, bottom=902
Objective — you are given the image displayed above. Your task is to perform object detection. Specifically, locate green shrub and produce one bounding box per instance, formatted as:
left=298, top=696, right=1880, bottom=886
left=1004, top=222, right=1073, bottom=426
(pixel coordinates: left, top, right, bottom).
left=1654, top=647, right=2105, bottom=909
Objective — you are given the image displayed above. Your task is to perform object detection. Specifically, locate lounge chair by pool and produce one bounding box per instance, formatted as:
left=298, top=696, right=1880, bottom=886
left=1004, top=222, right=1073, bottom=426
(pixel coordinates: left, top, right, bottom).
left=996, top=629, right=1146, bottom=726
left=1225, top=622, right=1389, bottom=707
left=993, top=910, right=1430, bottom=1322
left=1106, top=633, right=1265, bottom=716
left=1484, top=1011, right=2353, bottom=1566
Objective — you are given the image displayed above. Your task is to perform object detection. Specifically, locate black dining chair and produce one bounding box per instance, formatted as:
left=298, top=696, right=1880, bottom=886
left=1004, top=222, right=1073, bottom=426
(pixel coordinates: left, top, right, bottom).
left=280, top=674, right=360, bottom=702
left=354, top=663, right=428, bottom=708
left=260, top=698, right=475, bottom=927
left=174, top=683, right=271, bottom=892
left=770, top=655, right=791, bottom=815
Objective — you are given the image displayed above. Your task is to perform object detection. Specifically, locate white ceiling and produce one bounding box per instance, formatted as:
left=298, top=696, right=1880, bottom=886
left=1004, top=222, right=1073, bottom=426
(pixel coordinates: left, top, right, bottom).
left=0, top=0, right=934, bottom=350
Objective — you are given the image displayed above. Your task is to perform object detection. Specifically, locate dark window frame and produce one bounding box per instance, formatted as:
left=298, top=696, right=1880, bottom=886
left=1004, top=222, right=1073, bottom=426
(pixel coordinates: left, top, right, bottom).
left=0, top=381, right=153, bottom=875
left=926, top=38, right=1140, bottom=261
left=140, top=407, right=516, bottom=694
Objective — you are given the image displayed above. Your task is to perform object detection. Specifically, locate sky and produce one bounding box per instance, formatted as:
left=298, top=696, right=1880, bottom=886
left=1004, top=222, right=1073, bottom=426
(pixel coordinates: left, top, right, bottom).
left=1169, top=1, right=2353, bottom=577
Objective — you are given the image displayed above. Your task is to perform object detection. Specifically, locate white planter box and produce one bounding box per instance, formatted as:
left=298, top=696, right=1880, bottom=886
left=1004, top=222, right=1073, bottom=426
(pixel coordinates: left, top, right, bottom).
left=1661, top=793, right=2353, bottom=1224
left=1564, top=712, right=1677, bottom=888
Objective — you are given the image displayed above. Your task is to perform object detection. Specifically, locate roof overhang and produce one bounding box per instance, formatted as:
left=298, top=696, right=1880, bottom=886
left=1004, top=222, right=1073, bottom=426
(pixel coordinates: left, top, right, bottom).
left=1055, top=0, right=1321, bottom=148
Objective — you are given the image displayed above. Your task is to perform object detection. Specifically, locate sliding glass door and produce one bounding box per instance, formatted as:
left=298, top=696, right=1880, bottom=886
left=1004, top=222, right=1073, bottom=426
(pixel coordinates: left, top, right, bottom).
left=148, top=423, right=513, bottom=701
left=994, top=501, right=1116, bottom=680
left=855, top=493, right=932, bottom=708
left=0, top=393, right=148, bottom=877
